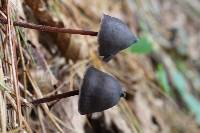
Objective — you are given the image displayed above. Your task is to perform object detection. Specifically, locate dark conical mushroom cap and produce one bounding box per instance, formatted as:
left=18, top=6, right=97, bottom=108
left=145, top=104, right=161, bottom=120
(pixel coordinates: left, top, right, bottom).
left=78, top=67, right=124, bottom=115
left=98, top=14, right=138, bottom=62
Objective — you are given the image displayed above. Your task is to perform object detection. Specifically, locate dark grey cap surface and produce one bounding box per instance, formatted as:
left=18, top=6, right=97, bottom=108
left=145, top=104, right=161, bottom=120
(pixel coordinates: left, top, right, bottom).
left=78, top=67, right=123, bottom=115
left=98, top=14, right=138, bottom=62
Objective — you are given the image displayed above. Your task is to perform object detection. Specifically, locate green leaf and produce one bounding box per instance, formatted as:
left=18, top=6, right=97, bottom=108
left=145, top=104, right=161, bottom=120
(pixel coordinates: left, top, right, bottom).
left=129, top=34, right=153, bottom=54
left=171, top=69, right=200, bottom=124
left=156, top=64, right=172, bottom=95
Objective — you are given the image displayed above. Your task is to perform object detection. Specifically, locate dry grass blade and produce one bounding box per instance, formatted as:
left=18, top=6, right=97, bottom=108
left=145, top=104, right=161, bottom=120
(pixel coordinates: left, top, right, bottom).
left=51, top=114, right=76, bottom=133
left=6, top=1, right=22, bottom=127
left=16, top=26, right=29, bottom=119
left=0, top=91, right=7, bottom=133
left=6, top=93, right=32, bottom=133
left=37, top=107, right=47, bottom=133
left=26, top=71, right=64, bottom=133
left=0, top=57, right=7, bottom=133
left=119, top=100, right=141, bottom=133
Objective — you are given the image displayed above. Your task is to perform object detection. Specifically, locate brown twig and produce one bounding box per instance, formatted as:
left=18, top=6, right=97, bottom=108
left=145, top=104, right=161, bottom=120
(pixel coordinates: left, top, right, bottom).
left=0, top=17, right=98, bottom=36
left=31, top=90, right=79, bottom=105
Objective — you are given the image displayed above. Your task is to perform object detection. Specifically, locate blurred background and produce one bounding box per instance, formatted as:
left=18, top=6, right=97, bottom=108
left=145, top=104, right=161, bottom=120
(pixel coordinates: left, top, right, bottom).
left=0, top=0, right=200, bottom=132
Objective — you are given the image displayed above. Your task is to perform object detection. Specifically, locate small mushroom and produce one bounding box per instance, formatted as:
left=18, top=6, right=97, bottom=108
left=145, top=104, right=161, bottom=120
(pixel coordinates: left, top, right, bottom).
left=0, top=15, right=138, bottom=62
left=78, top=67, right=124, bottom=115
left=98, top=14, right=138, bottom=62
left=31, top=67, right=125, bottom=115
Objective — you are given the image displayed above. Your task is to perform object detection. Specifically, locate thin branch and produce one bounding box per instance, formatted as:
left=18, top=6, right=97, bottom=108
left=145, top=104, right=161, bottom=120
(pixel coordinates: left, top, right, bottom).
left=0, top=17, right=98, bottom=36
left=31, top=90, right=79, bottom=105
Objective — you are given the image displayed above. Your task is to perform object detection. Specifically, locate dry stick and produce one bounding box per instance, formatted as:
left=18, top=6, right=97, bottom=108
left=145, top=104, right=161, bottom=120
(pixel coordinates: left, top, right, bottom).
left=0, top=17, right=98, bottom=36
left=31, top=90, right=79, bottom=105
left=6, top=3, right=23, bottom=126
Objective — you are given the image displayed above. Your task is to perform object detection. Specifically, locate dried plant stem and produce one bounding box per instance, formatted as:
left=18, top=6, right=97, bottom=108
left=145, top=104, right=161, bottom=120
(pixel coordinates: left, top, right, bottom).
left=31, top=90, right=79, bottom=105
left=6, top=93, right=32, bottom=133
left=27, top=71, right=63, bottom=132
left=0, top=17, right=98, bottom=36
left=6, top=3, right=22, bottom=126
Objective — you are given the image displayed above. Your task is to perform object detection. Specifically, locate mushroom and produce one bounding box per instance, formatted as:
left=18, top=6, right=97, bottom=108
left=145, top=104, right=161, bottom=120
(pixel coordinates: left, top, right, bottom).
left=98, top=14, right=138, bottom=61
left=31, top=67, right=125, bottom=115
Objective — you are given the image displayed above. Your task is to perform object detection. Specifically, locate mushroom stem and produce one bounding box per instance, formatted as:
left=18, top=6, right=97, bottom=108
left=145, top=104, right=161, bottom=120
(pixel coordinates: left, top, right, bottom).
left=0, top=17, right=98, bottom=36
left=31, top=90, right=79, bottom=105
